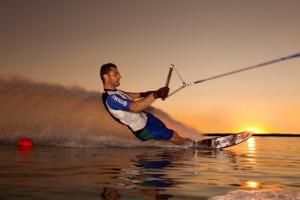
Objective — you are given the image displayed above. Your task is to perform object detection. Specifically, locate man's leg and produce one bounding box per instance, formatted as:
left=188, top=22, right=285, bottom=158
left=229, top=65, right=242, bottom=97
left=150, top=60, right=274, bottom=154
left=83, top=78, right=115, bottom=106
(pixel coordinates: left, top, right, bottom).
left=169, top=131, right=191, bottom=145
left=144, top=113, right=191, bottom=145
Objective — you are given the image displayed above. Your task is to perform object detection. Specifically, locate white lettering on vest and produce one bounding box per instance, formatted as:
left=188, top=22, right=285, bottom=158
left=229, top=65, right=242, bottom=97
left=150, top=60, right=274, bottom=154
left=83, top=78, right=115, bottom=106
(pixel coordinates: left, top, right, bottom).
left=112, top=95, right=127, bottom=107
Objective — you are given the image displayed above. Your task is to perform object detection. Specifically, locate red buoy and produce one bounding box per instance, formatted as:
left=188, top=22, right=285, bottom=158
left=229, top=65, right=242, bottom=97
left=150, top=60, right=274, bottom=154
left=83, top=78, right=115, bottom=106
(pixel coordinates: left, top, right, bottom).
left=18, top=138, right=33, bottom=149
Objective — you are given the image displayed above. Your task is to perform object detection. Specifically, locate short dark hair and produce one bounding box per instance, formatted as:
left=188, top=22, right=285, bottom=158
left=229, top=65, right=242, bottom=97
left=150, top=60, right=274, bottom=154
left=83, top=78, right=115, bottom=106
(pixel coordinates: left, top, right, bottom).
left=100, top=63, right=117, bottom=83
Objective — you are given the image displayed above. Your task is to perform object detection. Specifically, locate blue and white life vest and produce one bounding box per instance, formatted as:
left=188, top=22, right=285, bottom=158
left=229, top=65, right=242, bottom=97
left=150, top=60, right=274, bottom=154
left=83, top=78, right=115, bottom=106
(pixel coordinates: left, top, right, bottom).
left=102, top=89, right=147, bottom=132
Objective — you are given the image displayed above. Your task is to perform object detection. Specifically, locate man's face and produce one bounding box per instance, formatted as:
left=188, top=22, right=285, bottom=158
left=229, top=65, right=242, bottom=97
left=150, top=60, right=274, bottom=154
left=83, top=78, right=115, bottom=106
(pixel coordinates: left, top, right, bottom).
left=106, top=67, right=121, bottom=87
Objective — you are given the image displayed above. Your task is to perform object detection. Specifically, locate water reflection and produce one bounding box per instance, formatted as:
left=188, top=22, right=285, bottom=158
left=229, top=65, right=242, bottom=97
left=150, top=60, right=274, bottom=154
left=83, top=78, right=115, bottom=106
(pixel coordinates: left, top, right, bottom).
left=244, top=180, right=260, bottom=189
left=246, top=137, right=256, bottom=165
left=18, top=146, right=33, bottom=163
left=11, top=141, right=261, bottom=200
left=247, top=137, right=256, bottom=153
left=101, top=187, right=121, bottom=200
left=108, top=149, right=182, bottom=200
left=1, top=137, right=298, bottom=199
left=100, top=146, right=259, bottom=199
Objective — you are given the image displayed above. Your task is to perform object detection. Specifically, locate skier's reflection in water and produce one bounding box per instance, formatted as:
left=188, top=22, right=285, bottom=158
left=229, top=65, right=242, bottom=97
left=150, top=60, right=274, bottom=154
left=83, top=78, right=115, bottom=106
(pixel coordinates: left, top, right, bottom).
left=100, top=147, right=255, bottom=200
left=100, top=149, right=182, bottom=200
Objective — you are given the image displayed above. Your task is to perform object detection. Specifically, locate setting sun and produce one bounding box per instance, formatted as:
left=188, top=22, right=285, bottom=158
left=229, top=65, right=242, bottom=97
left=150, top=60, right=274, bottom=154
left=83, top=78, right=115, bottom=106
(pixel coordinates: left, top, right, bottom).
left=235, top=125, right=267, bottom=134
left=245, top=127, right=262, bottom=133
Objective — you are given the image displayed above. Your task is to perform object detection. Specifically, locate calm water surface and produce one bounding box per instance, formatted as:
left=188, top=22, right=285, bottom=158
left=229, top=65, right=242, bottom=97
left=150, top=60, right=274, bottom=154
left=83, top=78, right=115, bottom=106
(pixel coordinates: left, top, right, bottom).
left=0, top=137, right=299, bottom=199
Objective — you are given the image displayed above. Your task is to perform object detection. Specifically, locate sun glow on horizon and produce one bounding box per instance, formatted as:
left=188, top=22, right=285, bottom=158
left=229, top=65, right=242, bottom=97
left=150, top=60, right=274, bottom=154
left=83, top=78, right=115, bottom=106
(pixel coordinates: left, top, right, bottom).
left=236, top=125, right=267, bottom=134
left=245, top=127, right=262, bottom=133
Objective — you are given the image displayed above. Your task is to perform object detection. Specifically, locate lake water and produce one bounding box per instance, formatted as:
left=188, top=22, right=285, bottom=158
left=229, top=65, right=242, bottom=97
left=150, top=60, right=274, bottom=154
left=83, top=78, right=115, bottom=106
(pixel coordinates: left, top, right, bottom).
left=0, top=136, right=299, bottom=200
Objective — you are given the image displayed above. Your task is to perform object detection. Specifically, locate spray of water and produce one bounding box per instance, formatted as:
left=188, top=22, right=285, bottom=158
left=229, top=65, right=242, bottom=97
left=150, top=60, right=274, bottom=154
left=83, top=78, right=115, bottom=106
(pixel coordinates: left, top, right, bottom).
left=0, top=76, right=203, bottom=148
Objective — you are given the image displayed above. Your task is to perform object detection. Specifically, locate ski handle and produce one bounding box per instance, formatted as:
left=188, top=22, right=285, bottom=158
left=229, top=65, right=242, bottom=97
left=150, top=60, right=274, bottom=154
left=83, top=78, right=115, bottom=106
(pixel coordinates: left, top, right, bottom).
left=162, top=64, right=174, bottom=100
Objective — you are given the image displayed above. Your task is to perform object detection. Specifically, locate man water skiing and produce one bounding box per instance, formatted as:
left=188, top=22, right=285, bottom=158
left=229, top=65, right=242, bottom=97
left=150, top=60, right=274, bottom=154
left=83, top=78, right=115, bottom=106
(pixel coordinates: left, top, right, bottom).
left=100, top=63, right=190, bottom=145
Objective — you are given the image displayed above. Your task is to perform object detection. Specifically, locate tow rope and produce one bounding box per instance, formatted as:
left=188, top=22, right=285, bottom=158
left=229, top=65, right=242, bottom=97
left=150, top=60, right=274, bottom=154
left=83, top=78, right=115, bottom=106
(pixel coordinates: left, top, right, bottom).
left=163, top=52, right=300, bottom=99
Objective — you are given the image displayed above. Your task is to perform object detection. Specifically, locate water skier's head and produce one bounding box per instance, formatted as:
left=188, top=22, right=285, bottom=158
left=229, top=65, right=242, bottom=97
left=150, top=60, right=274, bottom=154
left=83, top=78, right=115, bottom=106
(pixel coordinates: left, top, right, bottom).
left=100, top=63, right=122, bottom=89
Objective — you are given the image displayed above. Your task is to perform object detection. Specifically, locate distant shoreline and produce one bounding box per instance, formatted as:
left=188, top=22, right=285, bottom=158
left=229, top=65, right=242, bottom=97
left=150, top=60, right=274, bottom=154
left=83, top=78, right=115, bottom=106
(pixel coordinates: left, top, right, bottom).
left=204, top=133, right=300, bottom=137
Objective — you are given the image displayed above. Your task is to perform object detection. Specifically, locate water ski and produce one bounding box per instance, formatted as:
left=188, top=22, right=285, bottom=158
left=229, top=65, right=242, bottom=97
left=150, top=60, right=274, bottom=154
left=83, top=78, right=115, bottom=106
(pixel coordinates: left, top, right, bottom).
left=194, top=131, right=253, bottom=149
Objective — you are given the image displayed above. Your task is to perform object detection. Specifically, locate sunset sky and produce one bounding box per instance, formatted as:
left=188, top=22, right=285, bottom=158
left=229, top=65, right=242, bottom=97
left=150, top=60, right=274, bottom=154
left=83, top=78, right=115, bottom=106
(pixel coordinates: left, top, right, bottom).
left=1, top=0, right=299, bottom=133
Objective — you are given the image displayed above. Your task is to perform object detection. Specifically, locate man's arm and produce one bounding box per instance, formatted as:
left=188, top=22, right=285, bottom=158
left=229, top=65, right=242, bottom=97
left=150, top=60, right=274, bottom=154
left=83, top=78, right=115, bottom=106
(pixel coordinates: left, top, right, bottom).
left=123, top=91, right=141, bottom=100
left=129, top=87, right=169, bottom=113
left=123, top=90, right=155, bottom=100
left=129, top=93, right=156, bottom=113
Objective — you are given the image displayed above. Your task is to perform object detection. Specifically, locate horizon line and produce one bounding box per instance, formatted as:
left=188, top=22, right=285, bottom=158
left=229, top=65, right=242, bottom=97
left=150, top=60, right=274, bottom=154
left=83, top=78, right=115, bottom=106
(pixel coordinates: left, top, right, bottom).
left=204, top=133, right=300, bottom=137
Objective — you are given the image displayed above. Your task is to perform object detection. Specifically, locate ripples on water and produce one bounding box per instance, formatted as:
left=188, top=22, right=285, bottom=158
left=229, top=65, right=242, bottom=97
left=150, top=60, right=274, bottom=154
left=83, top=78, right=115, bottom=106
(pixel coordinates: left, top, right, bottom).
left=0, top=137, right=299, bottom=199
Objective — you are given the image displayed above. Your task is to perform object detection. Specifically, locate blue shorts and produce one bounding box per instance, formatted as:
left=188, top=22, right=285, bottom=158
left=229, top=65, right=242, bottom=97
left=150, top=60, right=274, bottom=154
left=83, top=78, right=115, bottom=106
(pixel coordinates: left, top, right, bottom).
left=134, top=113, right=174, bottom=141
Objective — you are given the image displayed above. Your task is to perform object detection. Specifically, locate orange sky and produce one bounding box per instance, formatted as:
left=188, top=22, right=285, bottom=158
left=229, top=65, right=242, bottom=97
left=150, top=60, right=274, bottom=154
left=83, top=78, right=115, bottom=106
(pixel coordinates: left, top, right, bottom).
left=0, top=0, right=299, bottom=133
